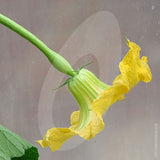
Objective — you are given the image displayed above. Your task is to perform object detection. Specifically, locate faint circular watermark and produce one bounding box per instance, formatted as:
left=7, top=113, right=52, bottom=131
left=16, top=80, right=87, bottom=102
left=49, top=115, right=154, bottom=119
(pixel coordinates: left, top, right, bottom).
left=37, top=11, right=121, bottom=151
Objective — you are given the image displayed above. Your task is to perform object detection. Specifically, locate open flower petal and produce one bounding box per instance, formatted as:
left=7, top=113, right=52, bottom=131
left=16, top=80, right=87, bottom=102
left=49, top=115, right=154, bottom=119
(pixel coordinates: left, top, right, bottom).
left=92, top=83, right=127, bottom=116
left=37, top=128, right=76, bottom=152
left=76, top=111, right=105, bottom=140
left=93, top=40, right=152, bottom=116
left=37, top=110, right=104, bottom=151
left=70, top=110, right=80, bottom=126
left=119, top=41, right=152, bottom=88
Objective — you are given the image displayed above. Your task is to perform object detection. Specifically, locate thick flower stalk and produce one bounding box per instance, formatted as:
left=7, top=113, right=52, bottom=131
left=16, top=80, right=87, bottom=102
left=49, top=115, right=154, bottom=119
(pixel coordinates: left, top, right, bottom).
left=0, top=13, right=75, bottom=76
left=37, top=39, right=152, bottom=151
left=0, top=13, right=152, bottom=152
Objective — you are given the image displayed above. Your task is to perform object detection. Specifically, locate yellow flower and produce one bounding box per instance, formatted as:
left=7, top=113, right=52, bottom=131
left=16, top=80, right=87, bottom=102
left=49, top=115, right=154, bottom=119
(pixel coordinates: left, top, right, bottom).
left=37, top=39, right=152, bottom=151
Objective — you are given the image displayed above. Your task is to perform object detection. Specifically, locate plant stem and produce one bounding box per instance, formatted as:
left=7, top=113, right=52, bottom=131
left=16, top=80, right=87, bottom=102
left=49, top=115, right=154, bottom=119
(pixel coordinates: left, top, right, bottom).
left=0, top=13, right=75, bottom=76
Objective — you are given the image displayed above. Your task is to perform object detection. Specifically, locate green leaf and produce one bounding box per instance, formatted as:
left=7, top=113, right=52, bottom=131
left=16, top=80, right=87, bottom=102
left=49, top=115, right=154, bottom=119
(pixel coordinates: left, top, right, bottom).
left=0, top=125, right=39, bottom=160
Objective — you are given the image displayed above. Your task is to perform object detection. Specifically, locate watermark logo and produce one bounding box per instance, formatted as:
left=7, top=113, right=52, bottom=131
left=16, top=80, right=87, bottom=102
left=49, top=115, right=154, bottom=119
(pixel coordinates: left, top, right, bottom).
left=154, top=123, right=158, bottom=159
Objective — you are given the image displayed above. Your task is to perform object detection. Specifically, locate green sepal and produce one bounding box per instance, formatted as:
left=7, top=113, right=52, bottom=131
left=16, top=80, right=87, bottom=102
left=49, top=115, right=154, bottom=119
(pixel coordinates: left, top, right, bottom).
left=0, top=125, right=39, bottom=160
left=125, top=36, right=130, bottom=44
left=52, top=77, right=72, bottom=90
left=73, top=61, right=93, bottom=74
left=79, top=61, right=93, bottom=71
left=52, top=62, right=93, bottom=90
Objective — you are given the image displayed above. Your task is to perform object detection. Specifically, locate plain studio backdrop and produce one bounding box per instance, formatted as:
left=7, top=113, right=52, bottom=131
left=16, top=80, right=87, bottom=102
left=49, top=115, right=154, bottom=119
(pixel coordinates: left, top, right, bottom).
left=0, top=0, right=159, bottom=160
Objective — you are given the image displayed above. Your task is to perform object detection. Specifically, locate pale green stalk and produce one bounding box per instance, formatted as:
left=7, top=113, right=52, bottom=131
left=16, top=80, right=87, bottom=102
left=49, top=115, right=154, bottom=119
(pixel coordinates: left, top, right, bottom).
left=0, top=13, right=75, bottom=76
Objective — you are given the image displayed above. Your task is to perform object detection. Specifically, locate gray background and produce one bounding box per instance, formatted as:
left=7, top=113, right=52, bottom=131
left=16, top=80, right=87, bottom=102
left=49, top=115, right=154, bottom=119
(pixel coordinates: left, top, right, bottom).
left=0, top=0, right=159, bottom=160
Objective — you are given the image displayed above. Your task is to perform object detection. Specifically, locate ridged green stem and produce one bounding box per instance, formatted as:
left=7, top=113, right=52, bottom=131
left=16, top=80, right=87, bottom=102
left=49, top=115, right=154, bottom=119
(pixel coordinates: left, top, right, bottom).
left=0, top=13, right=75, bottom=76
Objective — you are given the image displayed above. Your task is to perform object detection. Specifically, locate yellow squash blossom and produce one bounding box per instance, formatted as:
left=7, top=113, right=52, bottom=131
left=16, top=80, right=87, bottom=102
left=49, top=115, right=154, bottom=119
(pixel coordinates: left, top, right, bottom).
left=37, top=39, right=152, bottom=151
left=0, top=14, right=152, bottom=152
